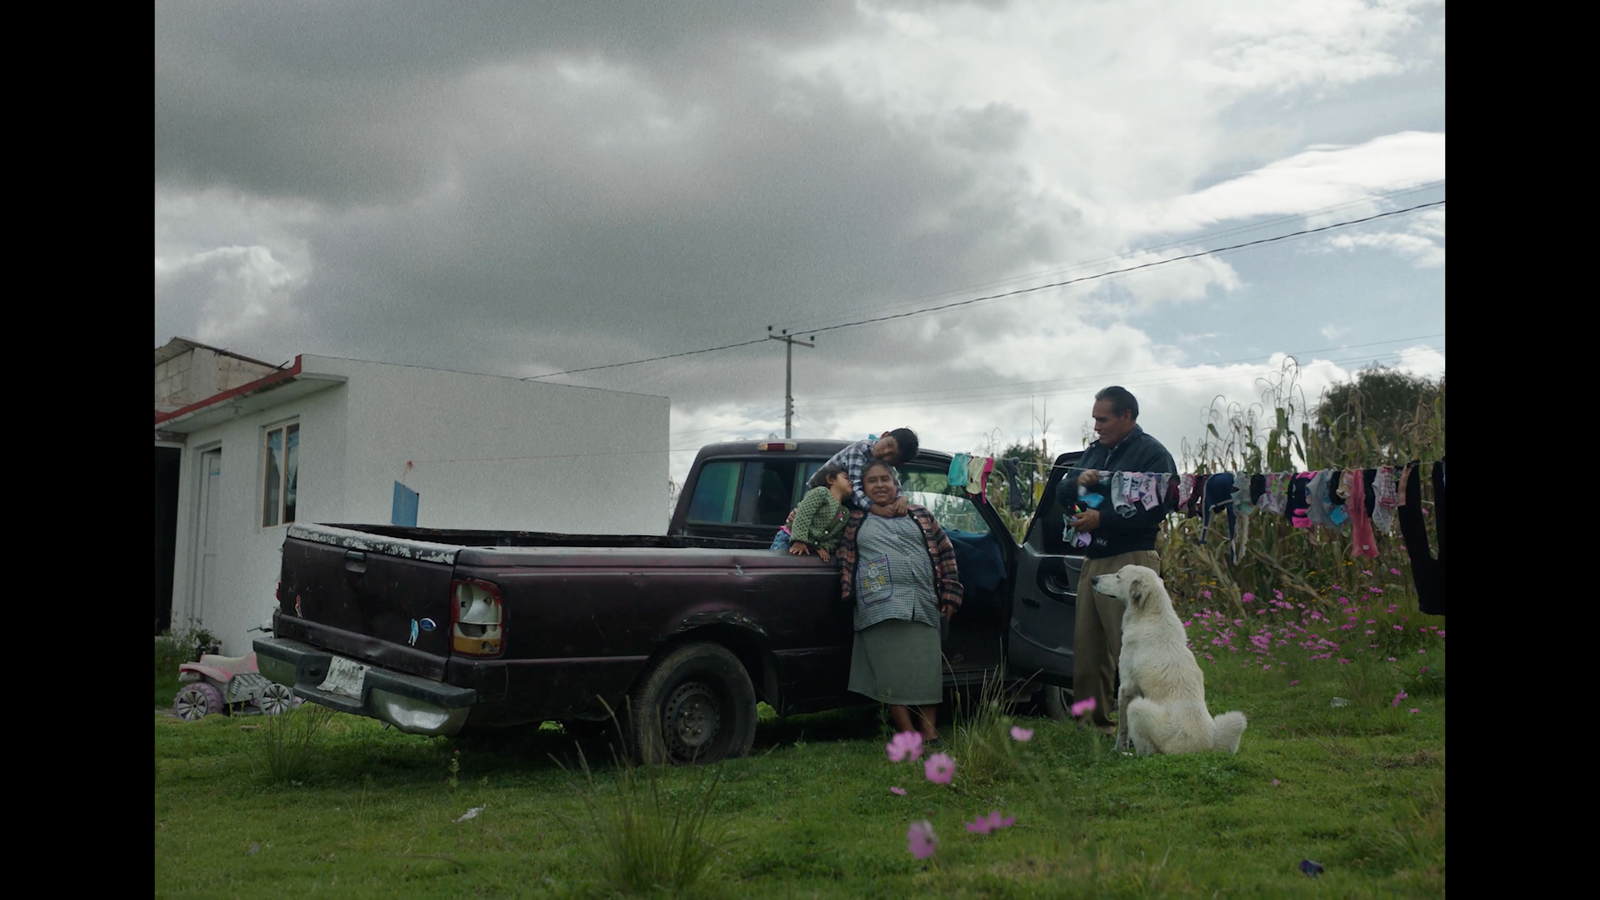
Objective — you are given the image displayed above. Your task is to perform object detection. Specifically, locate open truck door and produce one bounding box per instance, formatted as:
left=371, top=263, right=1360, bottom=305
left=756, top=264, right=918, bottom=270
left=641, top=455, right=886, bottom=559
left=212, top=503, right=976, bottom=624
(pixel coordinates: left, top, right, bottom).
left=1006, top=452, right=1085, bottom=691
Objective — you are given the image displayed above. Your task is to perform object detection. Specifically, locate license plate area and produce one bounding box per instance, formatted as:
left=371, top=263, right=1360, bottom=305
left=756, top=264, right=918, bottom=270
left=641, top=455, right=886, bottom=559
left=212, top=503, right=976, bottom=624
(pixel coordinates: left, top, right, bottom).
left=319, top=655, right=369, bottom=699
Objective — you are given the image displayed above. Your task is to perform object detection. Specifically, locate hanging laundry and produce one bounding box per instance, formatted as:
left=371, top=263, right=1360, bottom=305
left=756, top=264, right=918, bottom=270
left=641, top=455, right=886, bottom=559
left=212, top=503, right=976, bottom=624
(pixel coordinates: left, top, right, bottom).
left=1285, top=472, right=1314, bottom=528
left=1371, top=465, right=1398, bottom=533
left=1184, top=473, right=1210, bottom=519
left=1178, top=473, right=1196, bottom=508
left=948, top=453, right=970, bottom=490
left=1326, top=471, right=1349, bottom=526
left=1201, top=472, right=1238, bottom=563
left=1347, top=468, right=1379, bottom=558
left=1398, top=460, right=1444, bottom=616
left=1229, top=472, right=1250, bottom=517
left=1140, top=472, right=1165, bottom=511
left=967, top=456, right=994, bottom=502
left=1259, top=473, right=1289, bottom=516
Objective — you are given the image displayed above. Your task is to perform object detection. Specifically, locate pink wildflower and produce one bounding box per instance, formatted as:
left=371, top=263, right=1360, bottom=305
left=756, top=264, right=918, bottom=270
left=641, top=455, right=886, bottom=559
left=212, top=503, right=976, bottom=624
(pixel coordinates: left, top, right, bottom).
left=1390, top=568, right=1401, bottom=575
left=1418, top=648, right=1426, bottom=654
left=1289, top=680, right=1299, bottom=686
left=1409, top=709, right=1419, bottom=714
left=924, top=753, right=955, bottom=785
left=1271, top=779, right=1280, bottom=786
left=1202, top=590, right=1212, bottom=599
left=1242, top=592, right=1255, bottom=603
left=907, top=820, right=937, bottom=859
left=965, top=810, right=1016, bottom=834
left=1392, top=690, right=1409, bottom=707
left=886, top=731, right=923, bottom=762
left=890, top=786, right=906, bottom=795
left=1070, top=696, right=1097, bottom=717
left=1010, top=726, right=1033, bottom=742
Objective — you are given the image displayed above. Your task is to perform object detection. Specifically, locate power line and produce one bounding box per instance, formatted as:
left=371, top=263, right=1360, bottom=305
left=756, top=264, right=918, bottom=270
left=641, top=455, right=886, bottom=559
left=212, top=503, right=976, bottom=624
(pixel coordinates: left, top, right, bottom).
left=799, top=201, right=1444, bottom=336
left=522, top=336, right=770, bottom=381
left=520, top=198, right=1443, bottom=382
left=770, top=180, right=1446, bottom=335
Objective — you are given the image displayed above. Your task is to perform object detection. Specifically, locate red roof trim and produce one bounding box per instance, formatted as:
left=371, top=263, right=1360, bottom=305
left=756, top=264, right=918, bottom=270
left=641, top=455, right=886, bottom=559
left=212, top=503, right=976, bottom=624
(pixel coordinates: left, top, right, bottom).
left=154, top=356, right=304, bottom=425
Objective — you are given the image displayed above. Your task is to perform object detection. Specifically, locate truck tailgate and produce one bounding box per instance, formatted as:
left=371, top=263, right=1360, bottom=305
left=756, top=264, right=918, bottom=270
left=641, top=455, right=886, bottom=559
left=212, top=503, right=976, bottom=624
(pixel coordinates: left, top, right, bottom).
left=277, top=524, right=459, bottom=680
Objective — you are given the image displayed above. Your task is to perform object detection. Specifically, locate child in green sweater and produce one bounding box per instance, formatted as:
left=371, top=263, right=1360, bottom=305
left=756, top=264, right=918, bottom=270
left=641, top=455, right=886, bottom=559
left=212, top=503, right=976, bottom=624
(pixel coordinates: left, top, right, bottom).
left=770, top=463, right=853, bottom=562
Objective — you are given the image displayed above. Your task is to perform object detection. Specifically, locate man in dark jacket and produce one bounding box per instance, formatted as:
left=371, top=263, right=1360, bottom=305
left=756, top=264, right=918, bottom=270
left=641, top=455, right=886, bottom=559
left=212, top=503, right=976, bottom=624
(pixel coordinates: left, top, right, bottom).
left=1056, top=386, right=1176, bottom=732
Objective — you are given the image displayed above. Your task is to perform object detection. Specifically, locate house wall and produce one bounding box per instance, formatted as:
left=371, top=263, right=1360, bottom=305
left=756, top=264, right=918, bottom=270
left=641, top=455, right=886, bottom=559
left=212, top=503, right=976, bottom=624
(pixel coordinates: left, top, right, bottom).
left=168, top=382, right=349, bottom=655
left=156, top=346, right=280, bottom=413
left=311, top=355, right=669, bottom=534
left=164, top=356, right=669, bottom=655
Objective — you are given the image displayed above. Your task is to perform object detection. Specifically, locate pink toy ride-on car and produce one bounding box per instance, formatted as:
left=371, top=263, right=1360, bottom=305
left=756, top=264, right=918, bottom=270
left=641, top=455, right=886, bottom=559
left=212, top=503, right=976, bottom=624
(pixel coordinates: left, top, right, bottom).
left=173, top=651, right=300, bottom=721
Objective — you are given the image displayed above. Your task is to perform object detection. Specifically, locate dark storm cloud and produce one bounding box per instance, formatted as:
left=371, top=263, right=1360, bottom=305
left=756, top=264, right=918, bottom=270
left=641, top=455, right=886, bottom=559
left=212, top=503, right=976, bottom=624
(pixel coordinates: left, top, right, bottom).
left=156, top=1, right=1068, bottom=395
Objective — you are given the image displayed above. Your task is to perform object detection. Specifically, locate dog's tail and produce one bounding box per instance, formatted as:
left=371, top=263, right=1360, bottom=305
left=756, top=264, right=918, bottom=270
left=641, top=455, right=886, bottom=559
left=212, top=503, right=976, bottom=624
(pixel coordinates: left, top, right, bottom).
left=1210, top=711, right=1247, bottom=754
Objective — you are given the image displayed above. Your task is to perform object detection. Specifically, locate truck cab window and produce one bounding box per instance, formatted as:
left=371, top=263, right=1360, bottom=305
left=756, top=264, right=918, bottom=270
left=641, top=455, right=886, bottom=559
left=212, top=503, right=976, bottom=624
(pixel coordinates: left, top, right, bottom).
left=687, top=461, right=741, bottom=523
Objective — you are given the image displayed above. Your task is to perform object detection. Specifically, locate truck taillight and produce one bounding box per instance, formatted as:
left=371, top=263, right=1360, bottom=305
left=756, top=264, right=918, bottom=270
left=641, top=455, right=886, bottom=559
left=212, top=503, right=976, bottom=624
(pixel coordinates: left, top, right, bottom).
left=757, top=441, right=796, bottom=451
left=451, top=578, right=505, bottom=658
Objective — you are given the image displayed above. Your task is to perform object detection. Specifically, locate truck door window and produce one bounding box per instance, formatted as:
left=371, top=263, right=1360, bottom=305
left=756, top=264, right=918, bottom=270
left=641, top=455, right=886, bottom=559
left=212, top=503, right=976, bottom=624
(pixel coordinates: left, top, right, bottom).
left=897, top=469, right=991, bottom=536
left=687, top=461, right=741, bottom=523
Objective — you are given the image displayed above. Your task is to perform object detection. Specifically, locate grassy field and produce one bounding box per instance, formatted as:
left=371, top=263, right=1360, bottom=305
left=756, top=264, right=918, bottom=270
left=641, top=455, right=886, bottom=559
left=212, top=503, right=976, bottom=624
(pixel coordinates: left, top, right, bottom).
left=155, top=621, right=1444, bottom=897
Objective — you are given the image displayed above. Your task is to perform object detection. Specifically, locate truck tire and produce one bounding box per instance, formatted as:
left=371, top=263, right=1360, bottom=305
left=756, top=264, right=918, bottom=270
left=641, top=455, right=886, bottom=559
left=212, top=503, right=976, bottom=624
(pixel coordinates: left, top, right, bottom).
left=1040, top=684, right=1071, bottom=721
left=626, top=642, right=758, bottom=766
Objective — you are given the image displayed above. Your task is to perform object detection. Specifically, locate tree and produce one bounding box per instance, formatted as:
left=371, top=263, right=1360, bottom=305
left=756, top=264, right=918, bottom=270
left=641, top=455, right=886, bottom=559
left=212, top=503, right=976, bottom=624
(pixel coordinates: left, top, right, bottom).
left=1311, top=364, right=1444, bottom=464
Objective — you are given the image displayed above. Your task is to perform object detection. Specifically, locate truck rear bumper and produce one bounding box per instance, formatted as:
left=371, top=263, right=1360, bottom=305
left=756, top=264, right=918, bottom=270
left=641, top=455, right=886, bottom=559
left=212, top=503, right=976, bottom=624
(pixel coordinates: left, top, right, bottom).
left=254, top=637, right=476, bottom=736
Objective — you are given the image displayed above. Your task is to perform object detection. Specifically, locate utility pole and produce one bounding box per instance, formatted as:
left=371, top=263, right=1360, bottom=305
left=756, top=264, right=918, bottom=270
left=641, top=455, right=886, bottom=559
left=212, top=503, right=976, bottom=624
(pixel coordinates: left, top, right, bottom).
left=767, top=327, right=814, bottom=439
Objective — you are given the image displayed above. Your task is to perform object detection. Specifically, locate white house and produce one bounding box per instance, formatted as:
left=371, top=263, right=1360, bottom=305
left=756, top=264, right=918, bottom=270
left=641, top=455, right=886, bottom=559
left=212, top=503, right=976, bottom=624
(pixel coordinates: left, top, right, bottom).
left=154, top=340, right=669, bottom=655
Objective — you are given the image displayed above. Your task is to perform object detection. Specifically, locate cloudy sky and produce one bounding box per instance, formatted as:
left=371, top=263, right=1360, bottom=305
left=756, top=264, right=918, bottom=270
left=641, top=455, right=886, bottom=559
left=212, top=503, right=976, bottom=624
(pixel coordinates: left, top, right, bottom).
left=155, top=1, right=1445, bottom=487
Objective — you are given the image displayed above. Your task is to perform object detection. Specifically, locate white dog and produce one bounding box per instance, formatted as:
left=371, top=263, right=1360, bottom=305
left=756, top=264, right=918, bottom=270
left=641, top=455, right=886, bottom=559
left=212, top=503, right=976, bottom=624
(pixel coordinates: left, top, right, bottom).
left=1090, top=565, right=1247, bottom=755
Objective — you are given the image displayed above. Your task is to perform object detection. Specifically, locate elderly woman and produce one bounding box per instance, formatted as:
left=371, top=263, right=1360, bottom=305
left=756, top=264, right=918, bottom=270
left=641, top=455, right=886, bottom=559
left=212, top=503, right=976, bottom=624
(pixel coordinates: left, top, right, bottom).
left=836, top=457, right=963, bottom=743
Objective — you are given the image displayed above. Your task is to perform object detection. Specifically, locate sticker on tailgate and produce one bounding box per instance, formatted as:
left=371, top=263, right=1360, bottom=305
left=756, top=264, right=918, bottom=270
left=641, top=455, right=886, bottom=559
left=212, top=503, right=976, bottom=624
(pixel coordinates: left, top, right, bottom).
left=319, top=656, right=369, bottom=699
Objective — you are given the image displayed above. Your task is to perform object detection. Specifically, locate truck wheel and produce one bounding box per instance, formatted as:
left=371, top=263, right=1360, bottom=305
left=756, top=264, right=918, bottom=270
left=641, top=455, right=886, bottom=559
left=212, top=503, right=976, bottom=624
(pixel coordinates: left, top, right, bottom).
left=626, top=642, right=758, bottom=766
left=1041, top=685, right=1071, bottom=721
left=174, top=683, right=225, bottom=721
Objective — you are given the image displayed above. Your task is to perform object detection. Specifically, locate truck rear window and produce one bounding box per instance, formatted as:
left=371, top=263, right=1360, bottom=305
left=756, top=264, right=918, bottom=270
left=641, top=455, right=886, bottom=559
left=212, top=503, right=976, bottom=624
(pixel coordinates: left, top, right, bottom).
left=687, top=459, right=824, bottom=526
left=688, top=461, right=741, bottom=523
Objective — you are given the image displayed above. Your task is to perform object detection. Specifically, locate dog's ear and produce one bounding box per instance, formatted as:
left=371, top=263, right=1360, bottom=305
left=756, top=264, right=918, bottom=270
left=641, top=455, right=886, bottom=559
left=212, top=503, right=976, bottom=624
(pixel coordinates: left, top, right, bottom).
left=1128, top=574, right=1146, bottom=607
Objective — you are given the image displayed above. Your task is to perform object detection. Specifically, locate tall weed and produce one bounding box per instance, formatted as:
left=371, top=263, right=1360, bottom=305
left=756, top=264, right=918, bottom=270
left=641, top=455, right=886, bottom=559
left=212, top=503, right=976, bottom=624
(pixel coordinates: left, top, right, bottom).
left=253, top=702, right=336, bottom=784
left=556, top=702, right=731, bottom=895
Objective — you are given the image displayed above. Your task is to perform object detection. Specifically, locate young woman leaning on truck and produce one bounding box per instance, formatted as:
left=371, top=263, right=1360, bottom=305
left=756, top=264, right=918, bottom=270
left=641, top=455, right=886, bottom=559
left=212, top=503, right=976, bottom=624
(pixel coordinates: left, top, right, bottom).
left=834, top=457, right=963, bottom=743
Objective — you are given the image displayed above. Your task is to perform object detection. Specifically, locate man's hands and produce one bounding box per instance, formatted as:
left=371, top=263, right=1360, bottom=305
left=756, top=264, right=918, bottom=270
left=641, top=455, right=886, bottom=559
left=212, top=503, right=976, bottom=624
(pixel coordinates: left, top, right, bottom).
left=870, top=497, right=910, bottom=517
left=1078, top=470, right=1101, bottom=487
left=1071, top=509, right=1101, bottom=532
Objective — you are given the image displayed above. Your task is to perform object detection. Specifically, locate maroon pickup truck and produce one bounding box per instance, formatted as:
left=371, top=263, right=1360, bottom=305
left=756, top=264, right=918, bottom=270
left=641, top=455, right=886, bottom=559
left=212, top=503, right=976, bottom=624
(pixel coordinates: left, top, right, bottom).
left=255, top=440, right=1089, bottom=763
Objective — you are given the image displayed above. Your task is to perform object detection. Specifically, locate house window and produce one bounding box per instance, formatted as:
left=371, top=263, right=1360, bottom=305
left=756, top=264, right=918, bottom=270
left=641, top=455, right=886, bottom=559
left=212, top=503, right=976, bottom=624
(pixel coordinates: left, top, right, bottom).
left=263, top=422, right=299, bottom=527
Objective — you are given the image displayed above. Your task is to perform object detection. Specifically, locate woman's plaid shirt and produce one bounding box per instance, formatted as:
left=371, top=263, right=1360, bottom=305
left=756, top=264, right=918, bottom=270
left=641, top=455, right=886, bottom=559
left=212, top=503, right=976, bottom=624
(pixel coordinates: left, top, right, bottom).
left=837, top=505, right=963, bottom=612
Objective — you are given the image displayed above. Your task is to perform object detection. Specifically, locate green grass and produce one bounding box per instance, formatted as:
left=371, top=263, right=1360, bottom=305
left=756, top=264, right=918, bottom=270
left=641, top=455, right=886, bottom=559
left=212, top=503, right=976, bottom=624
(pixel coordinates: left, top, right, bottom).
left=155, top=650, right=1444, bottom=897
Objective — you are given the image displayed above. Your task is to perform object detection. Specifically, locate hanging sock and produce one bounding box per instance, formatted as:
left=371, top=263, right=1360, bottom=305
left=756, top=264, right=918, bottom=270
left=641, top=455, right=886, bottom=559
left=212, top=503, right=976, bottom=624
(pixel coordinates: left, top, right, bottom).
left=1178, top=474, right=1196, bottom=508
left=1370, top=465, right=1398, bottom=533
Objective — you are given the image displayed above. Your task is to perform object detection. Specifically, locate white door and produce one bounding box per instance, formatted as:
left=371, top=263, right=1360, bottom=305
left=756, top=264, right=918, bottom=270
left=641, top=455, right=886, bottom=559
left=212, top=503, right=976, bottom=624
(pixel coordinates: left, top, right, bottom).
left=193, top=449, right=222, bottom=625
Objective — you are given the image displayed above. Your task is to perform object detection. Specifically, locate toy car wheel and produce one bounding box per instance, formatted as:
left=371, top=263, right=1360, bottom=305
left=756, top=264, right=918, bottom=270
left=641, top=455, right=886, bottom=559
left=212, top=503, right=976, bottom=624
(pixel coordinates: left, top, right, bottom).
left=175, top=683, right=225, bottom=721
left=258, top=682, right=297, bottom=716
